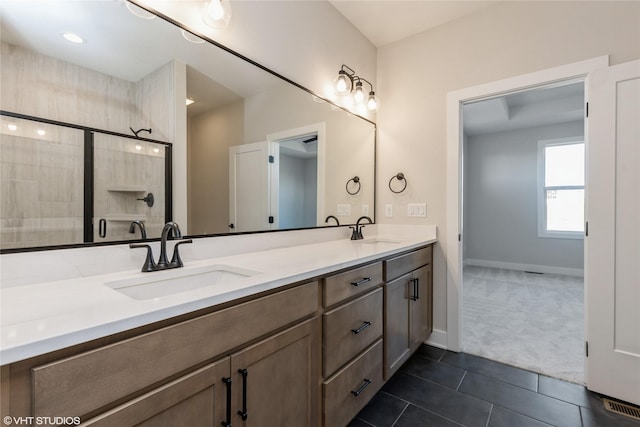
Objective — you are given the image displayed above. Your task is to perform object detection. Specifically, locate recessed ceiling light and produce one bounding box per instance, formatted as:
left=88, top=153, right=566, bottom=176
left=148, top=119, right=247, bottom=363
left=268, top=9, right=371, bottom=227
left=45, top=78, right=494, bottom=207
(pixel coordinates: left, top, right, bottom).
left=62, top=32, right=84, bottom=44
left=186, top=98, right=195, bottom=106
left=181, top=30, right=205, bottom=44
left=126, top=1, right=155, bottom=20
left=7, top=123, right=17, bottom=131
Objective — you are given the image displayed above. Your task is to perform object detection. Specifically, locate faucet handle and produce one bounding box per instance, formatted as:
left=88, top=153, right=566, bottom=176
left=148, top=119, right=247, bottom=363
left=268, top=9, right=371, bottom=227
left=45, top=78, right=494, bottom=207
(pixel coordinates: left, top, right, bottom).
left=349, top=226, right=360, bottom=240
left=129, top=243, right=157, bottom=272
left=170, top=239, right=193, bottom=268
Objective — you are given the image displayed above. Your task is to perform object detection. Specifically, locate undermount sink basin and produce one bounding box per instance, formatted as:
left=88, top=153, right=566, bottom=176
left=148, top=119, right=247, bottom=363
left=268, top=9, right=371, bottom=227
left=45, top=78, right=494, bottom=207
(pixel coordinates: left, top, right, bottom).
left=105, top=264, right=260, bottom=300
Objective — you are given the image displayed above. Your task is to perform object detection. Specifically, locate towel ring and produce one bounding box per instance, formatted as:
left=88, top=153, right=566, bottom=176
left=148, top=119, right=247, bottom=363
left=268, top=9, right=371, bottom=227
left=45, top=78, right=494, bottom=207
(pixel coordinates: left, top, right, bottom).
left=389, top=173, right=407, bottom=194
left=346, top=176, right=361, bottom=195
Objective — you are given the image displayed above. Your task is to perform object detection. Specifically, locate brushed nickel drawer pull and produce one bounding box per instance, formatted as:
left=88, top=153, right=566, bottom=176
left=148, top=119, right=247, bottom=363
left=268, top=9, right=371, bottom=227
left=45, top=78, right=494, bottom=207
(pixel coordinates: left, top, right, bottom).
left=351, top=378, right=372, bottom=396
left=351, top=321, right=372, bottom=334
left=350, top=277, right=371, bottom=287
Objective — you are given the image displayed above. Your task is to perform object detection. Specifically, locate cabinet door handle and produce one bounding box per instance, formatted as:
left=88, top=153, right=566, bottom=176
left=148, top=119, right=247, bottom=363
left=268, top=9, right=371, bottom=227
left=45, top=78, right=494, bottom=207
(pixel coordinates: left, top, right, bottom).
left=415, top=277, right=420, bottom=300
left=350, top=277, right=371, bottom=287
left=351, top=321, right=372, bottom=334
left=237, top=369, right=248, bottom=421
left=351, top=378, right=372, bottom=396
left=410, top=278, right=418, bottom=301
left=222, top=377, right=232, bottom=427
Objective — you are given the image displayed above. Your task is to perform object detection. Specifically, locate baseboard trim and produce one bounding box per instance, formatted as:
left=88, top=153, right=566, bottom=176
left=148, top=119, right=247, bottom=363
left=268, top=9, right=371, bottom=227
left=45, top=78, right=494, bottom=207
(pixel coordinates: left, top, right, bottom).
left=424, top=328, right=448, bottom=349
left=465, top=258, right=583, bottom=277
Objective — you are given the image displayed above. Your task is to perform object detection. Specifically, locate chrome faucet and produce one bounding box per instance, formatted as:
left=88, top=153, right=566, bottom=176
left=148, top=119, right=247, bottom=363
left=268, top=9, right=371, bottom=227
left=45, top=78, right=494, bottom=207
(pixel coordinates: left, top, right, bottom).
left=350, top=216, right=373, bottom=240
left=129, top=220, right=147, bottom=239
left=325, top=215, right=340, bottom=226
left=129, top=221, right=192, bottom=272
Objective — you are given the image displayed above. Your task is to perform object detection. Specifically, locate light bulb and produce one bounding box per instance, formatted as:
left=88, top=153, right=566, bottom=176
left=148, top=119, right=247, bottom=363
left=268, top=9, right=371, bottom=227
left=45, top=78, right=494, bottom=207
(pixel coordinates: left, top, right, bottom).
left=135, top=144, right=142, bottom=151
left=203, top=0, right=232, bottom=28
left=334, top=70, right=352, bottom=96
left=62, top=32, right=84, bottom=44
left=153, top=148, right=160, bottom=153
left=336, top=75, right=348, bottom=93
left=36, top=129, right=46, bottom=136
left=7, top=123, right=17, bottom=131
left=205, top=0, right=225, bottom=20
left=367, top=92, right=378, bottom=111
left=354, top=81, right=364, bottom=104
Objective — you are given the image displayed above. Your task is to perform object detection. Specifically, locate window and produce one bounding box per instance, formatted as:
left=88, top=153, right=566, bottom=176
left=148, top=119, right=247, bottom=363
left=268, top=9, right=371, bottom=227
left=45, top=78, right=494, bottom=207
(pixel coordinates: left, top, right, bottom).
left=537, top=138, right=585, bottom=239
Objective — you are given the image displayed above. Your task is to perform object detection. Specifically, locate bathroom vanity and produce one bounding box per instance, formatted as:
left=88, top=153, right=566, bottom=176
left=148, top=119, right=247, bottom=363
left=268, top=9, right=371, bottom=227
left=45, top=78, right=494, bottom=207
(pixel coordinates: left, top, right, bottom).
left=0, top=229, right=435, bottom=426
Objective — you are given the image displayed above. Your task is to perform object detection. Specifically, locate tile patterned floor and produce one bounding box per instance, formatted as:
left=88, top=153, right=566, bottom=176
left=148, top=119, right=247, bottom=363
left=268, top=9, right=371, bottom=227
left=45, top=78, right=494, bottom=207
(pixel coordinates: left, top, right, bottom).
left=349, top=345, right=640, bottom=427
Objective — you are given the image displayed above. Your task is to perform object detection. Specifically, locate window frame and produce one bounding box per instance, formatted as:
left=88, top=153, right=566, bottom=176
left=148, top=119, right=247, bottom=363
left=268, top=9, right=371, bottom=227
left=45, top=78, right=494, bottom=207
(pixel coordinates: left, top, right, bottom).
left=537, top=137, right=585, bottom=240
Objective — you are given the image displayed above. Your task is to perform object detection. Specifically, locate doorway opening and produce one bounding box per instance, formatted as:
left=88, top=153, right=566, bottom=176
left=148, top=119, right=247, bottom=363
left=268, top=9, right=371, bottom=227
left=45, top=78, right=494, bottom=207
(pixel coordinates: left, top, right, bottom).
left=460, top=82, right=586, bottom=384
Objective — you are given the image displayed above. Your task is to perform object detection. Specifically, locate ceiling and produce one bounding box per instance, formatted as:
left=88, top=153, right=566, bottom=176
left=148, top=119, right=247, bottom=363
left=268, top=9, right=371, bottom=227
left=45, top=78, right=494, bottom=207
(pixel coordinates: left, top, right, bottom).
left=462, top=82, right=585, bottom=137
left=328, top=0, right=501, bottom=47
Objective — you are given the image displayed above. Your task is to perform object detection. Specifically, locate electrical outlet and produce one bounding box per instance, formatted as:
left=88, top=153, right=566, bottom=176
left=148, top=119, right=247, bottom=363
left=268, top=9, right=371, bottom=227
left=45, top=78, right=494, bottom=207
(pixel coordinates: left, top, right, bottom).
left=408, top=203, right=427, bottom=217
left=337, top=204, right=351, bottom=216
left=385, top=204, right=393, bottom=217
left=362, top=204, right=369, bottom=216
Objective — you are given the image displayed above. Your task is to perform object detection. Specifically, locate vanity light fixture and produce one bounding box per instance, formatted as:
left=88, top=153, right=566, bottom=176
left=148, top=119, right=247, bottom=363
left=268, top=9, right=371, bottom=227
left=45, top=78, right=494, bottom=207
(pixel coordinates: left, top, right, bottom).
left=334, top=64, right=378, bottom=111
left=203, top=0, right=232, bottom=29
left=62, top=32, right=84, bottom=44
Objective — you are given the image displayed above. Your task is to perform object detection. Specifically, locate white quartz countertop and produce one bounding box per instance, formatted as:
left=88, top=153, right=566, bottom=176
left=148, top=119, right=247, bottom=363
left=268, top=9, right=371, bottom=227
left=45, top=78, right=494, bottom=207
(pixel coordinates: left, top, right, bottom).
left=1, top=227, right=436, bottom=364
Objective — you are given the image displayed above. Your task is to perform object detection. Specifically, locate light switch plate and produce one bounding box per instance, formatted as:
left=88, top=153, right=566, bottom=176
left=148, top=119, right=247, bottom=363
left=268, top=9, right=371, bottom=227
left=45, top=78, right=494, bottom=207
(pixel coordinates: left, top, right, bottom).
left=337, top=204, right=351, bottom=216
left=407, top=203, right=427, bottom=217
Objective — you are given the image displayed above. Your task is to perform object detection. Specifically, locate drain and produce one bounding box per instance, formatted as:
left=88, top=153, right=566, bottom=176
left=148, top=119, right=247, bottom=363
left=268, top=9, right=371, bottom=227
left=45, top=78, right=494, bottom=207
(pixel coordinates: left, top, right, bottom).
left=603, top=398, right=640, bottom=421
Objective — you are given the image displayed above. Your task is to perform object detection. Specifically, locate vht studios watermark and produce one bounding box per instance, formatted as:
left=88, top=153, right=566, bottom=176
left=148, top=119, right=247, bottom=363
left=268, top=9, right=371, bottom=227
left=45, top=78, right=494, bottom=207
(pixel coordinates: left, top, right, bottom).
left=3, top=416, right=80, bottom=426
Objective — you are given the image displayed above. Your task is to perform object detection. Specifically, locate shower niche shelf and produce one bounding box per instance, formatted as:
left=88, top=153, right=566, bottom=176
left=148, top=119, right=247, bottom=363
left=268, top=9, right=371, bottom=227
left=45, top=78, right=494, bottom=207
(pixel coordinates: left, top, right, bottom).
left=107, top=185, right=146, bottom=193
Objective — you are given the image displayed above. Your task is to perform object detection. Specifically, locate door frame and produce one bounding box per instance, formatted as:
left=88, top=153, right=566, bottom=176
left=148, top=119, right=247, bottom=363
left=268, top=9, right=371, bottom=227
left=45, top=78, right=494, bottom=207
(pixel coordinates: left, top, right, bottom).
left=267, top=122, right=326, bottom=227
left=445, top=56, right=609, bottom=352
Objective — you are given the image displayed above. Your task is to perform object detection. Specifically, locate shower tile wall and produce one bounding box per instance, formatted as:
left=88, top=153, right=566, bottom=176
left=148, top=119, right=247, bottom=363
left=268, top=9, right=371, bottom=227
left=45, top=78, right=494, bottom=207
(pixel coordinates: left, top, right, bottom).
left=93, top=134, right=166, bottom=242
left=0, top=118, right=84, bottom=249
left=1, top=42, right=176, bottom=249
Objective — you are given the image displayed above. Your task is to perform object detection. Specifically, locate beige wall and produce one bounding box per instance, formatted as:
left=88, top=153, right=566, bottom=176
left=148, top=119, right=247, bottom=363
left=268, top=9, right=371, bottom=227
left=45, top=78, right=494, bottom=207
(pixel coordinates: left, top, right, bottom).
left=188, top=100, right=244, bottom=235
left=377, top=1, right=640, bottom=334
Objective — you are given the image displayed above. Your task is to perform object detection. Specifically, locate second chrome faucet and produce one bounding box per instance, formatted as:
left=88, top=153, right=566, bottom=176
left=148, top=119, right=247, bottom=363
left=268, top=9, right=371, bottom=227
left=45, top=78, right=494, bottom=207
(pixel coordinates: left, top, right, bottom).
left=130, top=222, right=192, bottom=272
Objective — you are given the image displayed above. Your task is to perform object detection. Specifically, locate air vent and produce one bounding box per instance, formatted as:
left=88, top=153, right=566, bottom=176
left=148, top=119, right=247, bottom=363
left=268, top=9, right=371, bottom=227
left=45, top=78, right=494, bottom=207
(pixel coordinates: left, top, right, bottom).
left=603, top=398, right=640, bottom=421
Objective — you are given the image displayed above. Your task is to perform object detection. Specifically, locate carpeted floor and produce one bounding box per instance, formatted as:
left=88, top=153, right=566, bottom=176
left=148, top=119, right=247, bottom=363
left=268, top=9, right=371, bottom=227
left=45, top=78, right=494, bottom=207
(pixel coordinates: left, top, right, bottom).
left=462, top=266, right=584, bottom=385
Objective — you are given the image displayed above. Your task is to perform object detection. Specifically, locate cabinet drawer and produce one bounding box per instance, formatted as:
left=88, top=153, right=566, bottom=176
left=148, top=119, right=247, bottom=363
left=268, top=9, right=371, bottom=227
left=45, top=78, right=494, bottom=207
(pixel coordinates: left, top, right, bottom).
left=385, top=245, right=432, bottom=281
left=323, top=261, right=382, bottom=307
left=323, top=340, right=383, bottom=427
left=32, top=281, right=319, bottom=420
left=323, top=288, right=383, bottom=377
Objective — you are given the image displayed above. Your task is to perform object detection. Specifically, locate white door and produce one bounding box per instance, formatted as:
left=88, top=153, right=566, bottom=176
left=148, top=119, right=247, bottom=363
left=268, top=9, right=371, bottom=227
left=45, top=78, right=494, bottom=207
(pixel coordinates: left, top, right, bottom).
left=586, top=59, right=640, bottom=405
left=229, top=141, right=276, bottom=232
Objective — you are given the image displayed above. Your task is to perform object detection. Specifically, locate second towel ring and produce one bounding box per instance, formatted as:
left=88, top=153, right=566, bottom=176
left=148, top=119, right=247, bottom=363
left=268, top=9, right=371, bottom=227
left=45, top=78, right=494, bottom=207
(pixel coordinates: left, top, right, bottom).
left=346, top=176, right=361, bottom=195
left=389, top=173, right=407, bottom=194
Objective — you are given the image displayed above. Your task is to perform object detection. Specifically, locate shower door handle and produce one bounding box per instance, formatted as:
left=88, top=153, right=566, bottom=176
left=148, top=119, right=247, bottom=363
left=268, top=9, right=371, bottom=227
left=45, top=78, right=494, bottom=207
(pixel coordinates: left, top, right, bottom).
left=98, top=218, right=107, bottom=238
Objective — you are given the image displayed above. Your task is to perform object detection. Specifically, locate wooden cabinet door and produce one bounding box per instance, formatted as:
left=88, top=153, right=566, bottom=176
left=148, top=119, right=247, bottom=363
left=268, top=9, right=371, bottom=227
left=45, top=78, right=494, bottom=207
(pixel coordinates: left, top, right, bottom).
left=230, top=317, right=321, bottom=427
left=384, top=273, right=411, bottom=379
left=409, top=265, right=433, bottom=352
left=80, top=358, right=230, bottom=427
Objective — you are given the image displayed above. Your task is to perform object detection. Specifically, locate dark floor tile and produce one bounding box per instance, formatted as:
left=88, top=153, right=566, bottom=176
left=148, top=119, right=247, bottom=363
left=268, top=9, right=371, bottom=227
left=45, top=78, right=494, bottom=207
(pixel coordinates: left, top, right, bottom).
left=459, top=372, right=582, bottom=427
left=382, top=371, right=492, bottom=427
left=488, top=405, right=553, bottom=427
left=401, top=354, right=466, bottom=389
left=348, top=418, right=375, bottom=427
left=581, top=403, right=640, bottom=427
left=538, top=375, right=596, bottom=408
left=394, top=404, right=463, bottom=426
left=441, top=351, right=538, bottom=391
left=415, top=344, right=446, bottom=361
left=354, top=392, right=408, bottom=427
